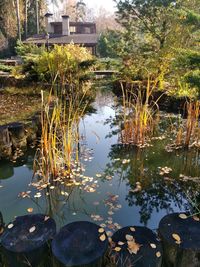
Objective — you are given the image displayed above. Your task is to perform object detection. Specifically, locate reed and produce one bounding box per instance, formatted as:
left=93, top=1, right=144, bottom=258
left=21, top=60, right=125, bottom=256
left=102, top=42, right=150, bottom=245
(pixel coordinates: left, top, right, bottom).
left=119, top=77, right=161, bottom=146
left=184, top=101, right=200, bottom=148
left=33, top=45, right=94, bottom=183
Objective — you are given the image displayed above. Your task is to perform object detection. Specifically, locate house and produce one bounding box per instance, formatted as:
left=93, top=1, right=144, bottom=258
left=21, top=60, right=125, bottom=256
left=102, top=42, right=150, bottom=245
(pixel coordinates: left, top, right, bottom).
left=24, top=14, right=99, bottom=55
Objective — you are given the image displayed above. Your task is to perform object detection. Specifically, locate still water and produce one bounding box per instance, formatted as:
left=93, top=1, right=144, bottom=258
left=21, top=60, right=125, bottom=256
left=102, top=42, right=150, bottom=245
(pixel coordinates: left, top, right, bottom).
left=0, top=86, right=200, bottom=235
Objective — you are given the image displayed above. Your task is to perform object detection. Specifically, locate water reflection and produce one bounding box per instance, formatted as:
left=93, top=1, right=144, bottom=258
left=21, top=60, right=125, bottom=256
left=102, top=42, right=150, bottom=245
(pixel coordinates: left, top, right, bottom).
left=103, top=138, right=200, bottom=225
left=0, top=86, right=199, bottom=232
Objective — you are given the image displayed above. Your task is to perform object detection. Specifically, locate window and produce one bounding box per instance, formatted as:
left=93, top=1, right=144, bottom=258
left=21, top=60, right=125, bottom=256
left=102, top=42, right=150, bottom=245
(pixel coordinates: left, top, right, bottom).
left=70, top=26, right=76, bottom=34
left=84, top=27, right=91, bottom=34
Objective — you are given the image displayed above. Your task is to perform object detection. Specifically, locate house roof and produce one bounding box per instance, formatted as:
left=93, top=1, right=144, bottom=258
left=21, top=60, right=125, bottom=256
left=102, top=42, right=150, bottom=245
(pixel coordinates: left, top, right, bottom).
left=50, top=21, right=96, bottom=26
left=24, top=34, right=99, bottom=46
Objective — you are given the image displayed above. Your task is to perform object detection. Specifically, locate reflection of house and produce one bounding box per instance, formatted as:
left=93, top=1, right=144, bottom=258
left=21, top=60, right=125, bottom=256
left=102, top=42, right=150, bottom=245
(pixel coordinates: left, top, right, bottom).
left=24, top=14, right=98, bottom=55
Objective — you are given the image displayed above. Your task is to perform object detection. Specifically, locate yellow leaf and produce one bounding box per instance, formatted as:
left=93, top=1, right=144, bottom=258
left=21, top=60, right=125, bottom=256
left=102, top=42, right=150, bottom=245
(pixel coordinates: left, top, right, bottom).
left=179, top=214, right=187, bottom=219
left=172, top=233, right=181, bottom=244
left=127, top=240, right=141, bottom=254
left=7, top=224, right=14, bottom=229
left=156, top=251, right=161, bottom=258
left=114, top=247, right=121, bottom=252
left=118, top=241, right=125, bottom=245
left=100, top=234, right=106, bottom=242
left=27, top=208, right=33, bottom=213
left=98, top=228, right=104, bottom=233
left=29, top=226, right=36, bottom=233
left=130, top=227, right=135, bottom=232
left=44, top=216, right=50, bottom=221
left=193, top=216, right=200, bottom=221
left=0, top=227, right=4, bottom=234
left=150, top=243, right=156, bottom=249
left=125, top=234, right=134, bottom=241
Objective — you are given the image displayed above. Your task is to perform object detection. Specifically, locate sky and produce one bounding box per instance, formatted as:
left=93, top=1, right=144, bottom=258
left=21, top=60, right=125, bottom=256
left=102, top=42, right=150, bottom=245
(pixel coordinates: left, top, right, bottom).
left=49, top=0, right=116, bottom=14
left=84, top=0, right=116, bottom=13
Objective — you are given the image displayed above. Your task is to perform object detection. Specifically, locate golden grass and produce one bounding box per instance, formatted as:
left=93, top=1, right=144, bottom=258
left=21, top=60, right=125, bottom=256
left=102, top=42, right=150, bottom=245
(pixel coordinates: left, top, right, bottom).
left=119, top=77, right=161, bottom=146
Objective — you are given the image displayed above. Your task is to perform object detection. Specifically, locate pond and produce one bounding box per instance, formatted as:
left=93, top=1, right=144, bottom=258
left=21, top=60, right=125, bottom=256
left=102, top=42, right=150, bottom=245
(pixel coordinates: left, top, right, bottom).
left=0, top=82, right=200, bottom=237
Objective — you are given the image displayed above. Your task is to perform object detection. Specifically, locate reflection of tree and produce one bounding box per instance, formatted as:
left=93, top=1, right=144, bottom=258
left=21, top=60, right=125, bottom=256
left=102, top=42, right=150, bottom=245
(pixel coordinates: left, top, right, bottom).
left=104, top=143, right=200, bottom=225
left=126, top=181, right=192, bottom=225
left=0, top=148, right=36, bottom=180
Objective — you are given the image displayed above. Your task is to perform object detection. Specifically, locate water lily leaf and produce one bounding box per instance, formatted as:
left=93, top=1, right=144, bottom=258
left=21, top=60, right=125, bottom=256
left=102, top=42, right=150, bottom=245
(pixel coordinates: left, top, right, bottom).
left=99, top=234, right=106, bottom=242
left=179, top=214, right=187, bottom=219
left=29, top=226, right=36, bottom=233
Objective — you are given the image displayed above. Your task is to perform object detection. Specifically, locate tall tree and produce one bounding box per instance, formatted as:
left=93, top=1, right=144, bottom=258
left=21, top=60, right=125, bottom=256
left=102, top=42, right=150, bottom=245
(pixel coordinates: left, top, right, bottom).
left=15, top=0, right=22, bottom=41
left=24, top=0, right=28, bottom=38
left=36, top=0, right=39, bottom=34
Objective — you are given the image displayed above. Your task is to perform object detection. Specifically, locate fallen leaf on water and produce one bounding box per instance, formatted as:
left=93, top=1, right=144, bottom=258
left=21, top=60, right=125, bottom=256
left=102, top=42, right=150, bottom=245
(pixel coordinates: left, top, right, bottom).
left=7, top=224, right=14, bottom=229
left=0, top=227, right=4, bottom=234
left=98, top=228, right=104, bottom=233
left=156, top=251, right=161, bottom=258
left=127, top=240, right=141, bottom=254
left=130, top=227, right=135, bottom=232
left=27, top=208, right=33, bottom=213
left=118, top=241, right=125, bottom=245
left=172, top=233, right=181, bottom=244
left=29, top=226, right=36, bottom=233
left=125, top=234, right=134, bottom=241
left=50, top=186, right=55, bottom=190
left=44, top=216, right=50, bottom=221
left=179, top=214, right=187, bottom=219
left=114, top=247, right=121, bottom=252
left=150, top=243, right=156, bottom=249
left=193, top=216, right=200, bottom=221
left=99, top=234, right=106, bottom=242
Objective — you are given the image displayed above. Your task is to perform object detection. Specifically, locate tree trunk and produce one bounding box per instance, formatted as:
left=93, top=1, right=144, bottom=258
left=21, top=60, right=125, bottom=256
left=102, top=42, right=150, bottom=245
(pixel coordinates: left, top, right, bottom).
left=15, top=0, right=21, bottom=41
left=36, top=0, right=39, bottom=34
left=24, top=0, right=28, bottom=38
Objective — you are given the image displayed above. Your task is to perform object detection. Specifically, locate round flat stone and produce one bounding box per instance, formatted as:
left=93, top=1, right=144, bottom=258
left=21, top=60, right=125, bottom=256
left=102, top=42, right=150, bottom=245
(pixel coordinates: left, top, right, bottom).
left=111, top=226, right=162, bottom=267
left=0, top=214, right=56, bottom=253
left=159, top=212, right=200, bottom=250
left=52, top=221, right=108, bottom=266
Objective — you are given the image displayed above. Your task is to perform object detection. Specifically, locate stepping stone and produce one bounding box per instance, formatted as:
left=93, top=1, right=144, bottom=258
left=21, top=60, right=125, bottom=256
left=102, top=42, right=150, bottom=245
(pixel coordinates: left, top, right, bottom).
left=111, top=226, right=162, bottom=267
left=52, top=221, right=109, bottom=267
left=159, top=212, right=200, bottom=267
left=0, top=214, right=56, bottom=267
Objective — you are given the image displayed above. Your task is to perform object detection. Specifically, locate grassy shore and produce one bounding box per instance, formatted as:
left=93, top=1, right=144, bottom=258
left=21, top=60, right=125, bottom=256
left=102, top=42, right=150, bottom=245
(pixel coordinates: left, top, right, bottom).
left=0, top=87, right=43, bottom=126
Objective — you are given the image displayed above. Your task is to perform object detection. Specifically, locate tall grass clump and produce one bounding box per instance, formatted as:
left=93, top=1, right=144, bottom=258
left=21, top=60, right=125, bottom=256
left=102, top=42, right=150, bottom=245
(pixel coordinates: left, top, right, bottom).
left=175, top=100, right=200, bottom=148
left=119, top=77, right=161, bottom=147
left=33, top=45, right=94, bottom=183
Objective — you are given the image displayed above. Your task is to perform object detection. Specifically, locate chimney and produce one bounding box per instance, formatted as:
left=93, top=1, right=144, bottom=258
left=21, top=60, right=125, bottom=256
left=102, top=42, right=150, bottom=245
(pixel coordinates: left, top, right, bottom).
left=62, top=15, right=70, bottom=36
left=44, top=13, right=53, bottom=34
